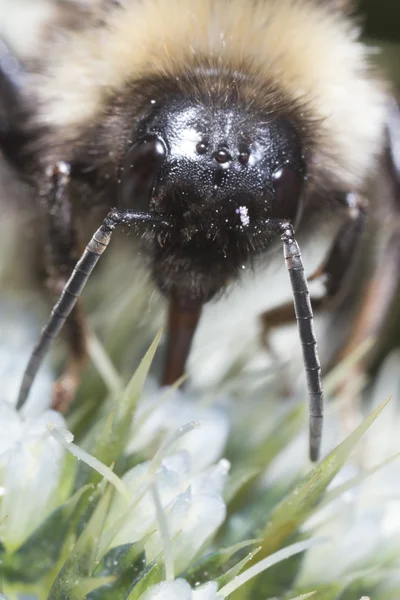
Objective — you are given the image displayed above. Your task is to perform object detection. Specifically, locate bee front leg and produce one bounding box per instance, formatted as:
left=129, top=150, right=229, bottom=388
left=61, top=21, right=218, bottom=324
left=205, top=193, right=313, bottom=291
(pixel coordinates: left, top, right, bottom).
left=262, top=196, right=366, bottom=380
left=261, top=297, right=325, bottom=360
left=42, top=162, right=88, bottom=412
left=51, top=302, right=87, bottom=413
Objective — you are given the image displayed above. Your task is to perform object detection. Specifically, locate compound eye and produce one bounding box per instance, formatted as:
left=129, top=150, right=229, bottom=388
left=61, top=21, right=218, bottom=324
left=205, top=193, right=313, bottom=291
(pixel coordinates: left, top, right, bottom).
left=119, top=137, right=166, bottom=211
left=271, top=166, right=304, bottom=223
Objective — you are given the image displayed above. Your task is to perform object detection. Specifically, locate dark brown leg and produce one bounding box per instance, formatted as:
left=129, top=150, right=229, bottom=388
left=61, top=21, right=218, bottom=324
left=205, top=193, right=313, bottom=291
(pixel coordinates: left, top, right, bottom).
left=335, top=229, right=400, bottom=365
left=162, top=297, right=203, bottom=386
left=43, top=163, right=88, bottom=412
left=335, top=102, right=400, bottom=368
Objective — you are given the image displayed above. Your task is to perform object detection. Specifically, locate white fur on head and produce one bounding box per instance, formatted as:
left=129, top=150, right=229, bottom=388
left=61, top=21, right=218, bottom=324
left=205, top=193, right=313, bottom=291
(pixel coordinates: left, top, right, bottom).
left=28, top=0, right=388, bottom=191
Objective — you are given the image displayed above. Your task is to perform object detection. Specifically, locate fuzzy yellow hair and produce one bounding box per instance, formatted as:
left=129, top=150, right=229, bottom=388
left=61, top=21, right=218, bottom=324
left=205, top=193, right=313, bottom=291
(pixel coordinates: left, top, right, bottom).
left=27, top=0, right=388, bottom=191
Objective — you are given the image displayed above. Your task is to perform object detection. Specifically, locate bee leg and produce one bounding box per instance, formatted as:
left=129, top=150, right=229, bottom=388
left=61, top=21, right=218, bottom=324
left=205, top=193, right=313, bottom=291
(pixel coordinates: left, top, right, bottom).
left=51, top=303, right=88, bottom=413
left=162, top=297, right=203, bottom=386
left=261, top=297, right=325, bottom=359
left=262, top=197, right=366, bottom=396
left=17, top=208, right=168, bottom=410
left=334, top=103, right=400, bottom=371
left=260, top=292, right=325, bottom=403
left=42, top=162, right=88, bottom=412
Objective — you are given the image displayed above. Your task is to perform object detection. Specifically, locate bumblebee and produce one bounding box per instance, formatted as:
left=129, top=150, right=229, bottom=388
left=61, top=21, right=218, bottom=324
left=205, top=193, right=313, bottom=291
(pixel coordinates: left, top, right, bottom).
left=0, top=0, right=399, bottom=461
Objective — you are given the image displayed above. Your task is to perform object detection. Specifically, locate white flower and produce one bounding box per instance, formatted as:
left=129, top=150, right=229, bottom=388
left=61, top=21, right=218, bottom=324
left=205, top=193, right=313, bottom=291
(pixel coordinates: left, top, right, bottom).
left=0, top=403, right=66, bottom=550
left=138, top=579, right=222, bottom=600
left=106, top=452, right=229, bottom=574
left=296, top=351, right=400, bottom=587
left=128, top=383, right=229, bottom=472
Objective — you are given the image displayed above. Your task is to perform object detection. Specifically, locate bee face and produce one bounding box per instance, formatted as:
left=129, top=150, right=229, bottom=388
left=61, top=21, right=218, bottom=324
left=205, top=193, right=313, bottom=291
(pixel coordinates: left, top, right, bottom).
left=146, top=99, right=304, bottom=215
left=117, top=93, right=305, bottom=301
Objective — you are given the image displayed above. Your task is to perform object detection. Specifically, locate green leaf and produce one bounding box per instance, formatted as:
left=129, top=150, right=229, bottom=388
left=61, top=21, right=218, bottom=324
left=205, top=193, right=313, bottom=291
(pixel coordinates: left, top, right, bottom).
left=215, top=546, right=261, bottom=589
left=87, top=539, right=152, bottom=599
left=2, top=485, right=93, bottom=584
left=125, top=562, right=164, bottom=600
left=73, top=576, right=116, bottom=596
left=260, top=397, right=391, bottom=559
left=94, top=541, right=147, bottom=578
left=183, top=539, right=261, bottom=588
left=115, top=329, right=163, bottom=429
left=294, top=583, right=346, bottom=600
left=218, top=538, right=324, bottom=597
left=48, top=483, right=113, bottom=599
left=249, top=534, right=308, bottom=599
left=74, top=330, right=162, bottom=489
left=217, top=482, right=292, bottom=550
left=322, top=339, right=373, bottom=396
left=249, top=403, right=305, bottom=469
left=223, top=467, right=262, bottom=504
left=54, top=452, right=77, bottom=506
left=286, top=593, right=317, bottom=600
left=226, top=404, right=304, bottom=514
left=319, top=450, right=400, bottom=510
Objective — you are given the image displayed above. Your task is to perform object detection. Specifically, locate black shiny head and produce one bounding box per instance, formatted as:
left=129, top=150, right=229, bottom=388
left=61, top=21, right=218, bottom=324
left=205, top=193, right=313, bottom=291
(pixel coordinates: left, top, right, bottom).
left=118, top=98, right=305, bottom=301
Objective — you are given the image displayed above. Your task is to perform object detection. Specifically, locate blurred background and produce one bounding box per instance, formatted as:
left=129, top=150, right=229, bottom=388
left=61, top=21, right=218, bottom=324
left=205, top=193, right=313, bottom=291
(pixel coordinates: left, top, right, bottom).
left=362, top=0, right=400, bottom=93
left=362, top=0, right=400, bottom=44
left=355, top=0, right=400, bottom=368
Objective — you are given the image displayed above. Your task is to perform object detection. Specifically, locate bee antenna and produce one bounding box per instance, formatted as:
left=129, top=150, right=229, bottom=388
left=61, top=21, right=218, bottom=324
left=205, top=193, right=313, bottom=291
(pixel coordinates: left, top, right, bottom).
left=279, top=222, right=323, bottom=462
left=16, top=207, right=171, bottom=410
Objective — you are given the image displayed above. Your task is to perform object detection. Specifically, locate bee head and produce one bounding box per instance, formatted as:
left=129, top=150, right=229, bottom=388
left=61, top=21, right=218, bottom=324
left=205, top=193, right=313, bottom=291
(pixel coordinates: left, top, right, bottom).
left=118, top=98, right=306, bottom=231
